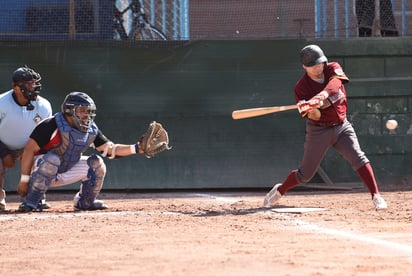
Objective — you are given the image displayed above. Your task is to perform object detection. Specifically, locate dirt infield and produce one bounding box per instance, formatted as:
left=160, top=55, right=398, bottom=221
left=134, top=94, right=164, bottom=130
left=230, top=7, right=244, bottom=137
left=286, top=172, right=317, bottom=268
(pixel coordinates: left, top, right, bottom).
left=1, top=188, right=412, bottom=275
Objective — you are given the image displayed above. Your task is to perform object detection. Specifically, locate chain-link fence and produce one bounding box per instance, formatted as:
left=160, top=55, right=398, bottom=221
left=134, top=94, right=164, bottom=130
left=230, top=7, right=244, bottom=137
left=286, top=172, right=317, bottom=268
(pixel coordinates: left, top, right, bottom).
left=0, top=0, right=410, bottom=42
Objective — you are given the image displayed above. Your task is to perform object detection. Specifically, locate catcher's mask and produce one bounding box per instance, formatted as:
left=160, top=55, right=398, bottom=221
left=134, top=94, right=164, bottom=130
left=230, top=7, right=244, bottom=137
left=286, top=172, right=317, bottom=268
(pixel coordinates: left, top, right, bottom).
left=12, top=65, right=42, bottom=102
left=300, top=45, right=328, bottom=67
left=61, top=92, right=96, bottom=133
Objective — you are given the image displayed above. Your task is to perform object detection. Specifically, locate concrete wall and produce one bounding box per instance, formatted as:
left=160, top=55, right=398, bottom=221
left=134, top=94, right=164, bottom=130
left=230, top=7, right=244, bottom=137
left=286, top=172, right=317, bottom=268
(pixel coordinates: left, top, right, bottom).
left=2, top=38, right=412, bottom=191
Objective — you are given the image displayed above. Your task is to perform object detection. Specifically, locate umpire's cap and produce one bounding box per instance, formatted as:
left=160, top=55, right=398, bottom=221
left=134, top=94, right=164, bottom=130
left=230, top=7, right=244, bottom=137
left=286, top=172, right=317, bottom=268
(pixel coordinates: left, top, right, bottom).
left=12, top=67, right=34, bottom=83
left=300, top=45, right=328, bottom=67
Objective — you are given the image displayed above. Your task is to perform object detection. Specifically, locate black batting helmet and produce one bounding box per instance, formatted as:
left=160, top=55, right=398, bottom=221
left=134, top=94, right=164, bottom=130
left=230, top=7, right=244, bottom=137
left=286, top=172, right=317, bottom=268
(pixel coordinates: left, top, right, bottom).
left=300, top=45, right=328, bottom=67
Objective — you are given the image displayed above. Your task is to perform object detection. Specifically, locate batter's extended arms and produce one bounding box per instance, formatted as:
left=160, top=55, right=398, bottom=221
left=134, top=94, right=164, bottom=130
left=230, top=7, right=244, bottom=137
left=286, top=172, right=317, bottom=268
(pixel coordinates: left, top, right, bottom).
left=232, top=99, right=324, bottom=120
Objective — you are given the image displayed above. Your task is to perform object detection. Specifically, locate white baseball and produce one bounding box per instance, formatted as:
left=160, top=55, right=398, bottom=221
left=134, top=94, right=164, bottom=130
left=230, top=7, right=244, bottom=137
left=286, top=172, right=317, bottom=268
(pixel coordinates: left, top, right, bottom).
left=386, top=119, right=398, bottom=130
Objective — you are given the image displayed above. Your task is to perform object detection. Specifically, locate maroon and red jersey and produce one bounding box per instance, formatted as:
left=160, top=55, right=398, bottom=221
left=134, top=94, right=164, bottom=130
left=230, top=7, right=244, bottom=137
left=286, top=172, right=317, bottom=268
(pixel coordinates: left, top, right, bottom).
left=294, top=62, right=349, bottom=125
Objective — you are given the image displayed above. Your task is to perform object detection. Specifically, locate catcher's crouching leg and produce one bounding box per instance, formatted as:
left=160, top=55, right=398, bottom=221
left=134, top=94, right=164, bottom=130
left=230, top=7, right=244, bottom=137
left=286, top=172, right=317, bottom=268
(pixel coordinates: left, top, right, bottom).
left=73, top=154, right=108, bottom=211
left=19, top=153, right=60, bottom=212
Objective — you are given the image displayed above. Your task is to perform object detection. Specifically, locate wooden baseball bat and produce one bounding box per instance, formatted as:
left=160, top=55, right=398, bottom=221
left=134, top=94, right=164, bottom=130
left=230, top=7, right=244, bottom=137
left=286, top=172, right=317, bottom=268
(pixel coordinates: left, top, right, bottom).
left=232, top=104, right=298, bottom=120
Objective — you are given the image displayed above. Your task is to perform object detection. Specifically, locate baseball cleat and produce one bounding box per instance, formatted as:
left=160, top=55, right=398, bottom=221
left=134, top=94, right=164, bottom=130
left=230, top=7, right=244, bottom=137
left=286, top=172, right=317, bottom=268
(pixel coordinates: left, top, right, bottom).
left=74, top=200, right=108, bottom=211
left=73, top=193, right=108, bottom=211
left=17, top=203, right=35, bottom=213
left=263, top=183, right=282, bottom=207
left=372, top=194, right=387, bottom=210
left=38, top=199, right=51, bottom=210
left=87, top=199, right=108, bottom=211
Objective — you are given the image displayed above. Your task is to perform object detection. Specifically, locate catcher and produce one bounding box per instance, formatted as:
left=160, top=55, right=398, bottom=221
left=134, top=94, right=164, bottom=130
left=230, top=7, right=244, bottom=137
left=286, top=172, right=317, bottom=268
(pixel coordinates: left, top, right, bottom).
left=17, top=92, right=171, bottom=212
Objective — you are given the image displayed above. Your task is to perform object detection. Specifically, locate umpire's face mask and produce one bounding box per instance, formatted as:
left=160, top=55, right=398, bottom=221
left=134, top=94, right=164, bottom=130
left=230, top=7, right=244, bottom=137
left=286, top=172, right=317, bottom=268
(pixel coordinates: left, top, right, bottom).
left=20, top=80, right=40, bottom=101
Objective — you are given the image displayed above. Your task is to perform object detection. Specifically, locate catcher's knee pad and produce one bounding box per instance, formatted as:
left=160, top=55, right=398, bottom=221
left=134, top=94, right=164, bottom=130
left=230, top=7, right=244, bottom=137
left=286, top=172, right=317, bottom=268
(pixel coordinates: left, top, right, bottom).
left=86, top=154, right=106, bottom=186
left=36, top=153, right=61, bottom=178
left=24, top=153, right=60, bottom=209
left=75, top=154, right=106, bottom=210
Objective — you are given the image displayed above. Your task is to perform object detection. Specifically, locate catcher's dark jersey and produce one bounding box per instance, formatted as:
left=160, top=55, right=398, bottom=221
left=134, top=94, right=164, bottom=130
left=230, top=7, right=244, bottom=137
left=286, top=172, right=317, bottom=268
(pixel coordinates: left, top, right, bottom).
left=294, top=62, right=349, bottom=126
left=29, top=115, right=110, bottom=155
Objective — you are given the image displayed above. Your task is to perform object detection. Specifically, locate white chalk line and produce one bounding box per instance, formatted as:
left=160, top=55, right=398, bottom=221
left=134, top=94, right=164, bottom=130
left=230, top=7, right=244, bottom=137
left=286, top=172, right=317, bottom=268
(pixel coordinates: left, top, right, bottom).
left=269, top=213, right=412, bottom=258
left=301, top=218, right=412, bottom=257
left=196, top=193, right=412, bottom=258
left=191, top=193, right=240, bottom=203
left=0, top=210, right=143, bottom=221
left=0, top=193, right=239, bottom=221
left=0, top=193, right=240, bottom=221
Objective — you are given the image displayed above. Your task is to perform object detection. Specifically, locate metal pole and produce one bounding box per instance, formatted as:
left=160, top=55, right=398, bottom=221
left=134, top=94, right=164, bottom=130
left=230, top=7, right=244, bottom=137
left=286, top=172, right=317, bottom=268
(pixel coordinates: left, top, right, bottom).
left=372, top=0, right=381, bottom=36
left=334, top=0, right=338, bottom=38
left=69, top=0, right=76, bottom=39
left=162, top=0, right=167, bottom=37
left=180, top=0, right=189, bottom=40
left=322, top=0, right=327, bottom=37
left=150, top=0, right=155, bottom=25
left=314, top=0, right=321, bottom=38
left=345, top=0, right=349, bottom=38
left=402, top=0, right=406, bottom=36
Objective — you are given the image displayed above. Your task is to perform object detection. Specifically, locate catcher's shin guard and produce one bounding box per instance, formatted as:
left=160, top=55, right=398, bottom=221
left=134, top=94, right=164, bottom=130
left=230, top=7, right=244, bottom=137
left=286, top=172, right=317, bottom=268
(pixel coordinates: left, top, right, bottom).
left=74, top=154, right=106, bottom=210
left=24, top=153, right=60, bottom=209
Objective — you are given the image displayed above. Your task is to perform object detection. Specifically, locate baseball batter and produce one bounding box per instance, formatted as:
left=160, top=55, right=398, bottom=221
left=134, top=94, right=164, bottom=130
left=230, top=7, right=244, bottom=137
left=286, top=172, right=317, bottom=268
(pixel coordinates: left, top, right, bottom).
left=17, top=92, right=170, bottom=212
left=0, top=66, right=52, bottom=210
left=264, top=44, right=387, bottom=210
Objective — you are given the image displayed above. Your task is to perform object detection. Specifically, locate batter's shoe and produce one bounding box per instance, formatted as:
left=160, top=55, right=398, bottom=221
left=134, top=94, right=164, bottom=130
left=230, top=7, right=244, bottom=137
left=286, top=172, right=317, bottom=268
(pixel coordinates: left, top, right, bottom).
left=73, top=193, right=108, bottom=211
left=263, top=183, right=282, bottom=207
left=372, top=194, right=387, bottom=210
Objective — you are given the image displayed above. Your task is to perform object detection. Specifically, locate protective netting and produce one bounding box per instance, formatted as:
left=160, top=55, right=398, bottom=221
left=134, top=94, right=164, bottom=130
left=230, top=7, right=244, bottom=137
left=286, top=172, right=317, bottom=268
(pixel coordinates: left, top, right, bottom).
left=0, top=0, right=410, bottom=43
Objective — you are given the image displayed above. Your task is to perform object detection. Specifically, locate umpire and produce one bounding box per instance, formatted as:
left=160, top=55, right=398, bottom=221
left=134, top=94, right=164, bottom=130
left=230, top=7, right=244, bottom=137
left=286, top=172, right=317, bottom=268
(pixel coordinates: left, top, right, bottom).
left=0, top=66, right=52, bottom=210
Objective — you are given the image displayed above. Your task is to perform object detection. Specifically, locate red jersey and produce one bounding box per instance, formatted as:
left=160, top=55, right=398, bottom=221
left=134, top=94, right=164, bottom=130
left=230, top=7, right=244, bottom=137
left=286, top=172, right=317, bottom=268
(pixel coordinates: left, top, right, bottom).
left=294, top=62, right=349, bottom=125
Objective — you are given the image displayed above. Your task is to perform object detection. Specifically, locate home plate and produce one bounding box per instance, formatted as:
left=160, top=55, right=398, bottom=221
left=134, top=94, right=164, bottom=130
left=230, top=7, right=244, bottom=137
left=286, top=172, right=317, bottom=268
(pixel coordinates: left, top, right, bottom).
left=270, top=207, right=327, bottom=214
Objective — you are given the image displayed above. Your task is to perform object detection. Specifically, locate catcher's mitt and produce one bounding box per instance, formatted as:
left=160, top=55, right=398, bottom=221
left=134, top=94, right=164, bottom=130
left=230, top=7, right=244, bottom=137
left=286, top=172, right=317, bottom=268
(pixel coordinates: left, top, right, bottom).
left=138, top=121, right=172, bottom=158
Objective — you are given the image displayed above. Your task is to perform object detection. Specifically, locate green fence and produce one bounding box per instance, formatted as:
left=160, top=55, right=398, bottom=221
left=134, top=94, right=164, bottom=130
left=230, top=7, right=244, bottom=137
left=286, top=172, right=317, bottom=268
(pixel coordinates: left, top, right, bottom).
left=2, top=38, right=412, bottom=191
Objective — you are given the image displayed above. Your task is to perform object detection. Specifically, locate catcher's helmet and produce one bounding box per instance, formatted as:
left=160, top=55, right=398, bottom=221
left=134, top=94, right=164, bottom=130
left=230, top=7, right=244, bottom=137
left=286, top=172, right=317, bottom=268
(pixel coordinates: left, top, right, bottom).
left=12, top=65, right=42, bottom=100
left=300, top=45, right=328, bottom=67
left=61, top=92, right=96, bottom=133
